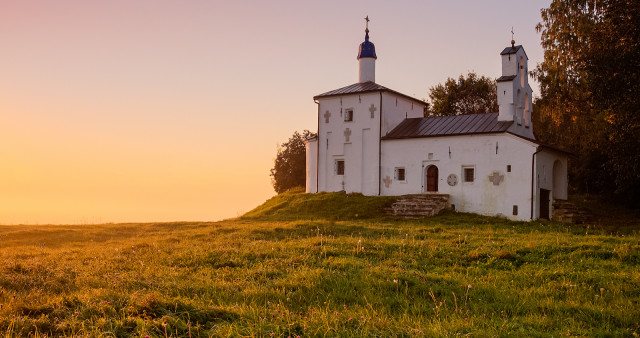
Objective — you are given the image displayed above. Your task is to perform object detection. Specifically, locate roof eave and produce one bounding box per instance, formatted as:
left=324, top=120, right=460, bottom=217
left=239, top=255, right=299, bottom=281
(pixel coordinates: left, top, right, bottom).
left=314, top=86, right=426, bottom=107
left=382, top=130, right=509, bottom=140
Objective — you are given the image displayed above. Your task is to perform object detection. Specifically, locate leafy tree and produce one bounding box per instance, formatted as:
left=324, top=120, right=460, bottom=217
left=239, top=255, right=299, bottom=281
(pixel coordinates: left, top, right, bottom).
left=533, top=0, right=640, bottom=203
left=270, top=130, right=315, bottom=194
left=427, top=72, right=498, bottom=116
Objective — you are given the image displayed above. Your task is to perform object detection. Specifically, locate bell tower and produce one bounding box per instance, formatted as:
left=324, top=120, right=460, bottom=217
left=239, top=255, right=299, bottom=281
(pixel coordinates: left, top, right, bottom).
left=497, top=37, right=534, bottom=139
left=357, top=16, right=377, bottom=83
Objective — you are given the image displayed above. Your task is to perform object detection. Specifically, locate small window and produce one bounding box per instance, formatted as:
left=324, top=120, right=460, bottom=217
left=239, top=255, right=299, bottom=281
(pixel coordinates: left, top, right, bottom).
left=394, top=167, right=406, bottom=182
left=513, top=205, right=518, bottom=216
left=507, top=165, right=511, bottom=172
left=336, top=160, right=345, bottom=175
left=344, top=109, right=353, bottom=122
left=463, top=167, right=475, bottom=183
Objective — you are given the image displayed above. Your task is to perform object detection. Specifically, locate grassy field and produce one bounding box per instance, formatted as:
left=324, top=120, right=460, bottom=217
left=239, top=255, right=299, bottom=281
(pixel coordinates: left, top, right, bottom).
left=1, top=190, right=639, bottom=337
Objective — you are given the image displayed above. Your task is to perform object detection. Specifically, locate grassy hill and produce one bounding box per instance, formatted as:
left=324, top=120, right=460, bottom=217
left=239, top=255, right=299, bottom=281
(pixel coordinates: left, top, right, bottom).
left=241, top=187, right=398, bottom=220
left=0, top=190, right=638, bottom=336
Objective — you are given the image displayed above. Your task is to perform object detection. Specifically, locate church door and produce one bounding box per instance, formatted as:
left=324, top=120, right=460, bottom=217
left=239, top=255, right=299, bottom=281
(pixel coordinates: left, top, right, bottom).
left=425, top=165, right=438, bottom=192
left=539, top=189, right=550, bottom=220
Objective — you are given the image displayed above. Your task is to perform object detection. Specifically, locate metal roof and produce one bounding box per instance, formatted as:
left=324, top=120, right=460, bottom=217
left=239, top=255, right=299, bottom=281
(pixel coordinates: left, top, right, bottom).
left=500, top=45, right=523, bottom=55
left=314, top=81, right=426, bottom=106
left=382, top=112, right=514, bottom=139
left=500, top=45, right=528, bottom=59
left=497, top=75, right=517, bottom=82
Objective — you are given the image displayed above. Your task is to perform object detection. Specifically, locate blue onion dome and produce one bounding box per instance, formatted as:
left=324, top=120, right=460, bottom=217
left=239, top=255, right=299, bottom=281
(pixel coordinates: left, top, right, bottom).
left=357, top=29, right=377, bottom=59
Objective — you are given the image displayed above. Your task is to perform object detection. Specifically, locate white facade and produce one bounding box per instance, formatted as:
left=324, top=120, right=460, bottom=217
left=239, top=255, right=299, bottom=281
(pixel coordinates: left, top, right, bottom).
left=311, top=90, right=425, bottom=195
left=381, top=134, right=535, bottom=219
left=305, top=28, right=568, bottom=221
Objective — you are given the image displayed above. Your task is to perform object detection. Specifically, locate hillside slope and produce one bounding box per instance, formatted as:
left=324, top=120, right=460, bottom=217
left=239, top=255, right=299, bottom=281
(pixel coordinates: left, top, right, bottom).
left=0, top=192, right=638, bottom=336
left=241, top=187, right=398, bottom=220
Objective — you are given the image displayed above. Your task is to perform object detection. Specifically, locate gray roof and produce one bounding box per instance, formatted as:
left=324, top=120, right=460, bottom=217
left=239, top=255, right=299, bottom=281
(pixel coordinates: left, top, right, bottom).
left=383, top=112, right=513, bottom=139
left=500, top=45, right=528, bottom=59
left=497, top=75, right=516, bottom=82
left=500, top=45, right=523, bottom=55
left=314, top=81, right=426, bottom=106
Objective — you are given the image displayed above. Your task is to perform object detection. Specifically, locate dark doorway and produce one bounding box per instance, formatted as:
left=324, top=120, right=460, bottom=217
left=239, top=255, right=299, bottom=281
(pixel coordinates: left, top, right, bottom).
left=425, top=165, right=438, bottom=192
left=539, top=189, right=550, bottom=220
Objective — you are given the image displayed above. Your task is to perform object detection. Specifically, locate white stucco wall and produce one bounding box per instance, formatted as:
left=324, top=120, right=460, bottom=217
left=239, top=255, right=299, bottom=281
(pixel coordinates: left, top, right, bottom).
left=497, top=81, right=515, bottom=121
left=381, top=133, right=538, bottom=220
left=314, top=90, right=427, bottom=195
left=381, top=93, right=425, bottom=136
left=305, top=138, right=318, bottom=193
left=316, top=92, right=382, bottom=195
left=359, top=58, right=376, bottom=83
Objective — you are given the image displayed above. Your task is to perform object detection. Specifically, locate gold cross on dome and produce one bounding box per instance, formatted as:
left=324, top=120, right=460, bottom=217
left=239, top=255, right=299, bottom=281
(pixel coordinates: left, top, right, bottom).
left=365, top=16, right=370, bottom=32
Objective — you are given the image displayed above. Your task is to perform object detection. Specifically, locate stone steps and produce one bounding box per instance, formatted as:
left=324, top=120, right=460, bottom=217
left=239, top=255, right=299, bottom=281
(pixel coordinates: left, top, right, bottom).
left=552, top=199, right=593, bottom=224
left=386, top=194, right=451, bottom=218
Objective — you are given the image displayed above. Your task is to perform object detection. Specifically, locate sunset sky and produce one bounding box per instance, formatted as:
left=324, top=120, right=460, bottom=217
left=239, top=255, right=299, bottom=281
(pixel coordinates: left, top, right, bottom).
left=1, top=0, right=551, bottom=224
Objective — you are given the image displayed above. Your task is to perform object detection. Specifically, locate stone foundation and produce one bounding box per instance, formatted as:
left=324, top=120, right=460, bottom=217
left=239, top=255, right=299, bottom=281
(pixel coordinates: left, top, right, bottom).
left=552, top=199, right=593, bottom=224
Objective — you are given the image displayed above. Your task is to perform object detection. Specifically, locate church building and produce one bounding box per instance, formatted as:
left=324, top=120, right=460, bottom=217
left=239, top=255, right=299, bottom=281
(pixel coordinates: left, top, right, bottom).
left=304, top=20, right=568, bottom=221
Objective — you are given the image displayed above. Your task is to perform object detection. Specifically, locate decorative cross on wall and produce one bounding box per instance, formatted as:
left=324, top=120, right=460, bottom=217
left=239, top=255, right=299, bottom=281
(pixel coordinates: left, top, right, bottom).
left=324, top=110, right=331, bottom=123
left=344, top=128, right=352, bottom=142
left=369, top=104, right=377, bottom=118
left=383, top=175, right=392, bottom=188
left=488, top=171, right=505, bottom=186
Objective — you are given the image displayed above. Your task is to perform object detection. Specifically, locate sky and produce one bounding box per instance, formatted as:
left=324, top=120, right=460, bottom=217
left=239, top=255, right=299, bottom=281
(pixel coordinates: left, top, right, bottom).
left=0, top=0, right=552, bottom=225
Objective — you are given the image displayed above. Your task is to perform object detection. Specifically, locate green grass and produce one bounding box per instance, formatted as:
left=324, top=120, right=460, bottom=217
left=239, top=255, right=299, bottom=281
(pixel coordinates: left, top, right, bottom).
left=0, top=190, right=639, bottom=336
left=241, top=187, right=398, bottom=221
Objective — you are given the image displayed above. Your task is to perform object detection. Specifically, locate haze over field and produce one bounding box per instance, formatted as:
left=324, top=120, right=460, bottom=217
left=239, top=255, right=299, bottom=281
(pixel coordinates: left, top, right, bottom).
left=1, top=0, right=551, bottom=224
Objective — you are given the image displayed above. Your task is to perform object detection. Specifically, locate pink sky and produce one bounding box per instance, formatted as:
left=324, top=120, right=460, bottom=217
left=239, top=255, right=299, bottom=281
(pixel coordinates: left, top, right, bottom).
left=0, top=0, right=551, bottom=224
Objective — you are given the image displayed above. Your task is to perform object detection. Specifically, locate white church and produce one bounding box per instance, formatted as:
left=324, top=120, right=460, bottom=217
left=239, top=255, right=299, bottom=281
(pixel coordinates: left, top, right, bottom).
left=304, top=20, right=568, bottom=221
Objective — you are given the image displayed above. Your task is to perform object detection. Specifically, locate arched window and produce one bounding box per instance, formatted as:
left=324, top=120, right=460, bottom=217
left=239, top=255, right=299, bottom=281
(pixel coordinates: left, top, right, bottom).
left=520, top=56, right=525, bottom=88
left=524, top=93, right=530, bottom=127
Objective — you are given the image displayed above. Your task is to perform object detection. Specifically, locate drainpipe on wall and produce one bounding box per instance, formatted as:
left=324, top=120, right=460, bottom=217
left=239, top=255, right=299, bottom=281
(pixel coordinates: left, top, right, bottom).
left=378, top=92, right=383, bottom=196
left=314, top=98, right=319, bottom=193
left=530, top=145, right=543, bottom=219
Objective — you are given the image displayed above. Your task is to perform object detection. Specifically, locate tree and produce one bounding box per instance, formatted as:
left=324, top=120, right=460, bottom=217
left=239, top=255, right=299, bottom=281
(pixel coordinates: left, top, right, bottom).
left=533, top=0, right=640, bottom=204
left=270, top=130, right=315, bottom=194
left=427, top=72, right=498, bottom=116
